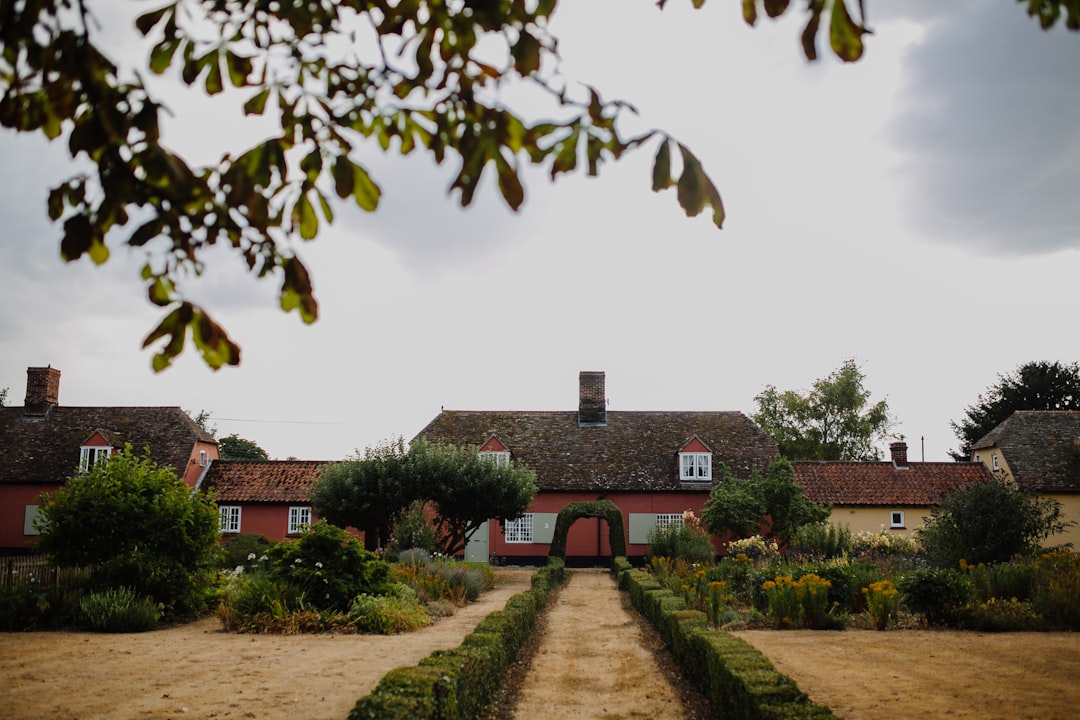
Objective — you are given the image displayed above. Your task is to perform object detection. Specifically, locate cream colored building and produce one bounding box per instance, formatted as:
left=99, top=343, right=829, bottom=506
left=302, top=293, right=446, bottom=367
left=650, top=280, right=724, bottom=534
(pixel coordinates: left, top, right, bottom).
left=970, top=411, right=1080, bottom=548
left=794, top=442, right=993, bottom=538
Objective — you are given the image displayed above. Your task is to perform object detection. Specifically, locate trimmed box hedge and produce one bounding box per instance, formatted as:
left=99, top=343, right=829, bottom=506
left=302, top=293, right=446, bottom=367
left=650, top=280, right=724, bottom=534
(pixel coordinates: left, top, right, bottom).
left=615, top=559, right=838, bottom=720
left=349, top=558, right=566, bottom=720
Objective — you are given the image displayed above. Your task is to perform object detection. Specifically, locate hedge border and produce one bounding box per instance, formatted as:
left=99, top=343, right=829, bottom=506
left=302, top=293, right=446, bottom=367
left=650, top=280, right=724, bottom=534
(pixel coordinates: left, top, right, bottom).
left=614, top=558, right=838, bottom=720
left=348, top=557, right=567, bottom=720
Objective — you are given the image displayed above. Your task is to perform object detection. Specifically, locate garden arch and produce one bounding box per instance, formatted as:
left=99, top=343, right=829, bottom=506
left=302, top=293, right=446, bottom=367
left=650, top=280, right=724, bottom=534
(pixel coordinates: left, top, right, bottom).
left=547, top=500, right=627, bottom=560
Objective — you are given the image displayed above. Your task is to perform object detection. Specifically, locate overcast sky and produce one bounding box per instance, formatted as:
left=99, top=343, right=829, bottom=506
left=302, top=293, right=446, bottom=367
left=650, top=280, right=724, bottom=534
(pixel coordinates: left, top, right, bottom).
left=2, top=1, right=1078, bottom=462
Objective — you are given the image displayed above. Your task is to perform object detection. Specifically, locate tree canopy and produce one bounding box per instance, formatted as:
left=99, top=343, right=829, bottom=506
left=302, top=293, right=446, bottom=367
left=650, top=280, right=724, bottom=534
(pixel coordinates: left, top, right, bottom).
left=218, top=432, right=270, bottom=460
left=917, top=476, right=1069, bottom=567
left=311, top=438, right=537, bottom=556
left=753, top=358, right=894, bottom=461
left=701, top=456, right=829, bottom=544
left=34, top=446, right=219, bottom=618
left=3, top=1, right=1074, bottom=370
left=949, top=360, right=1080, bottom=460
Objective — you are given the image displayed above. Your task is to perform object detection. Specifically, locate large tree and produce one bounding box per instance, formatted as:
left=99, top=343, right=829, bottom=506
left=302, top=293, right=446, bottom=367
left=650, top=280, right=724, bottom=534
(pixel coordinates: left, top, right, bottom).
left=218, top=432, right=270, bottom=460
left=701, top=456, right=829, bottom=544
left=311, top=438, right=537, bottom=555
left=753, top=358, right=894, bottom=461
left=949, top=361, right=1080, bottom=460
left=2, top=2, right=1073, bottom=370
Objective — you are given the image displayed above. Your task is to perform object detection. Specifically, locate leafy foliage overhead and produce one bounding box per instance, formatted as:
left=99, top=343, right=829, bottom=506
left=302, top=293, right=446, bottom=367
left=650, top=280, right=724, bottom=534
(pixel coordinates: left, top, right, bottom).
left=949, top=360, right=1080, bottom=460
left=753, top=358, right=894, bottom=462
left=2, top=1, right=1075, bottom=370
left=218, top=432, right=270, bottom=460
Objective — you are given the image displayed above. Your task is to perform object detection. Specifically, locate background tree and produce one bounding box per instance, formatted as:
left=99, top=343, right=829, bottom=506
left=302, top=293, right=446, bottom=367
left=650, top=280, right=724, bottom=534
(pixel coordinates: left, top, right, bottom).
left=34, top=447, right=219, bottom=618
left=188, top=408, right=217, bottom=437
left=753, top=358, right=894, bottom=461
left=949, top=361, right=1080, bottom=460
left=312, top=438, right=537, bottom=556
left=3, top=2, right=1072, bottom=370
left=702, top=456, right=829, bottom=544
left=0, top=387, right=7, bottom=407
left=218, top=433, right=270, bottom=460
left=917, top=477, right=1069, bottom=567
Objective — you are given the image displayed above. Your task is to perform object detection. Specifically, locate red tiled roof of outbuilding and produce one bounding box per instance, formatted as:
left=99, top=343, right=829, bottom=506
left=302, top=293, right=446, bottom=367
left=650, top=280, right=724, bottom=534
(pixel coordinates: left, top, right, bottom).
left=793, top=461, right=992, bottom=506
left=201, top=460, right=333, bottom=503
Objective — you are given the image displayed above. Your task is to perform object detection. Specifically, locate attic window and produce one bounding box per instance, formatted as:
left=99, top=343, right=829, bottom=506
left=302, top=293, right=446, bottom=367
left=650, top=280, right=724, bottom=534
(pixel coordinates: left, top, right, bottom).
left=992, top=454, right=1000, bottom=471
left=79, top=446, right=111, bottom=472
left=199, top=450, right=208, bottom=467
left=478, top=451, right=510, bottom=467
left=679, top=452, right=712, bottom=482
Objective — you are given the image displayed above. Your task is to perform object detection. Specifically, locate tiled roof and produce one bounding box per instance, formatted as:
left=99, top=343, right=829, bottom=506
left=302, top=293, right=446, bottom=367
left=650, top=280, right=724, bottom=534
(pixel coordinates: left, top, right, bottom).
left=793, top=461, right=992, bottom=506
left=0, top=405, right=215, bottom=485
left=202, top=460, right=332, bottom=502
left=972, top=411, right=1080, bottom=492
left=414, top=410, right=778, bottom=492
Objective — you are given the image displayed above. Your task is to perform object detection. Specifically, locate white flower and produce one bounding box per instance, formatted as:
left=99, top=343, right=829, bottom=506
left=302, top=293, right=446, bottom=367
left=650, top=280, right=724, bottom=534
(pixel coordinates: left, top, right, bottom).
left=247, top=553, right=256, bottom=561
left=315, top=561, right=323, bottom=568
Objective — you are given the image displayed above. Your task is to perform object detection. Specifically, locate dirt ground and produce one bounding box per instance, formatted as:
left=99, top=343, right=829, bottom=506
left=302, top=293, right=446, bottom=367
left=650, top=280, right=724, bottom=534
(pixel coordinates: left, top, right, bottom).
left=733, top=629, right=1080, bottom=720
left=3, top=567, right=1080, bottom=720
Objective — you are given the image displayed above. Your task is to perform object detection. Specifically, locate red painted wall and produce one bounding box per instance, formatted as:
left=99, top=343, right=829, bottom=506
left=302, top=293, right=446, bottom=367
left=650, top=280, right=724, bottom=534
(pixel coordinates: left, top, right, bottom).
left=0, top=484, right=61, bottom=550
left=488, top=490, right=713, bottom=559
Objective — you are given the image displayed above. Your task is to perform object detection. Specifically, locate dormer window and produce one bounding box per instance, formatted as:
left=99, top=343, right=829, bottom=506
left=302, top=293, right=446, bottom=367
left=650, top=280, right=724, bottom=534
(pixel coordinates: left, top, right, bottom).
left=79, top=445, right=111, bottom=472
left=199, top=450, right=209, bottom=467
left=479, top=451, right=510, bottom=467
left=680, top=453, right=711, bottom=482
left=678, top=436, right=713, bottom=483
left=477, top=436, right=510, bottom=467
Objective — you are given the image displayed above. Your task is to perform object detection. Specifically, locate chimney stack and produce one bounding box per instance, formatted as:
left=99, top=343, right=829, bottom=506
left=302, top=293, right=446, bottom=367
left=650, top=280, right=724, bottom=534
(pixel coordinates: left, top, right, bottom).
left=578, top=371, right=607, bottom=427
left=889, top=441, right=908, bottom=469
left=24, top=366, right=61, bottom=418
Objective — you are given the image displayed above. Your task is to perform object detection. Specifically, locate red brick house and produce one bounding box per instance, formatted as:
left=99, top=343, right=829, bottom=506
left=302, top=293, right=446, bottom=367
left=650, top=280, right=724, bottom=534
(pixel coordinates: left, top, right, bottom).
left=414, top=371, right=779, bottom=564
left=0, top=366, right=218, bottom=551
left=197, top=460, right=331, bottom=542
left=792, top=441, right=992, bottom=536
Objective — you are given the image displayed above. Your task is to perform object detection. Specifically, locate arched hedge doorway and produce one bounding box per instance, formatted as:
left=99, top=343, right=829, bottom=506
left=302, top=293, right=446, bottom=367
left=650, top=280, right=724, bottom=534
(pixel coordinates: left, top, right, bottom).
left=547, top=500, right=627, bottom=560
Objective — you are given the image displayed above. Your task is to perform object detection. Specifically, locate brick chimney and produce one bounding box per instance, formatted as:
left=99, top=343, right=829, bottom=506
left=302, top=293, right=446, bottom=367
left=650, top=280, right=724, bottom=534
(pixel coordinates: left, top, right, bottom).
left=889, top=441, right=908, bottom=469
left=24, top=366, right=61, bottom=418
left=578, top=371, right=607, bottom=427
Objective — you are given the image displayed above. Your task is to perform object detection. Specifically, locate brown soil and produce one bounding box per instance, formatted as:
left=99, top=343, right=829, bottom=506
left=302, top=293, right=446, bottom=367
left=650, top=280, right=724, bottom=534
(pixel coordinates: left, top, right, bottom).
left=3, top=568, right=1078, bottom=720
left=1, top=569, right=534, bottom=720
left=732, top=629, right=1080, bottom=720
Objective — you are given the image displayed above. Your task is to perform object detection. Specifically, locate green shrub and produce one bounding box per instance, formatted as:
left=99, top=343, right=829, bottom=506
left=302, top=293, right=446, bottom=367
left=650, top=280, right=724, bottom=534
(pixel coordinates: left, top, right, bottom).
left=789, top=523, right=852, bottom=560
left=647, top=512, right=715, bottom=564
left=960, top=597, right=1040, bottom=632
left=384, top=502, right=440, bottom=560
left=349, top=593, right=432, bottom=634
left=217, top=534, right=274, bottom=570
left=898, top=568, right=973, bottom=627
left=0, top=576, right=84, bottom=631
left=862, top=580, right=899, bottom=630
left=1032, top=550, right=1080, bottom=630
left=267, top=521, right=390, bottom=612
left=79, top=586, right=161, bottom=633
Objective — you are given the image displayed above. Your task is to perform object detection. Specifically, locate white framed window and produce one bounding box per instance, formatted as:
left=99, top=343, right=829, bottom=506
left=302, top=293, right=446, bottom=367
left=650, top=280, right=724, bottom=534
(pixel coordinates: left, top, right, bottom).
left=288, top=506, right=312, bottom=534
left=504, top=514, right=534, bottom=543
left=79, top=446, right=111, bottom=472
left=655, top=513, right=685, bottom=532
left=679, top=452, right=711, bottom=482
left=890, top=511, right=905, bottom=529
left=479, top=451, right=510, bottom=467
left=199, top=450, right=209, bottom=467
left=219, top=506, right=242, bottom=534
left=992, top=454, right=1000, bottom=471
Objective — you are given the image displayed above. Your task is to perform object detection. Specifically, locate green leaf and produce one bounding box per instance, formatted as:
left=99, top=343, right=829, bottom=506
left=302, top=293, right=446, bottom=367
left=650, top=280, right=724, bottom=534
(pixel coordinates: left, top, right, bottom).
left=135, top=6, right=171, bottom=36
left=205, top=54, right=224, bottom=95
left=225, top=51, right=252, bottom=87
left=652, top=139, right=673, bottom=192
left=676, top=144, right=724, bottom=229
left=332, top=155, right=354, bottom=199
left=87, top=237, right=110, bottom=265
left=511, top=31, right=541, bottom=75
left=496, top=157, right=524, bottom=211
left=60, top=215, right=93, bottom=261
left=352, top=164, right=381, bottom=212
left=280, top=258, right=318, bottom=323
left=294, top=192, right=318, bottom=240
left=801, top=0, right=825, bottom=61
left=829, top=0, right=866, bottom=62
left=47, top=186, right=65, bottom=221
left=147, top=276, right=174, bottom=307
left=149, top=39, right=181, bottom=75
left=192, top=310, right=241, bottom=369
left=243, top=88, right=270, bottom=116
